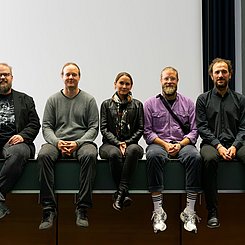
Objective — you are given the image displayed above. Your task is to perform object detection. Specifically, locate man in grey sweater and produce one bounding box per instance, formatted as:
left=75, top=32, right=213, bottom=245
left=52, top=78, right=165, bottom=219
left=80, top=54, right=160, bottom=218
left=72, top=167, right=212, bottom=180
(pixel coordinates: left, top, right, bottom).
left=38, top=62, right=99, bottom=230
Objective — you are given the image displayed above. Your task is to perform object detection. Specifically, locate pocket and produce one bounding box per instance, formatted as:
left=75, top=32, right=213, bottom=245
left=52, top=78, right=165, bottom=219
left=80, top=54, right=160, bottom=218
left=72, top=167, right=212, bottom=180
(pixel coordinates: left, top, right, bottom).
left=152, top=111, right=167, bottom=129
left=175, top=111, right=189, bottom=124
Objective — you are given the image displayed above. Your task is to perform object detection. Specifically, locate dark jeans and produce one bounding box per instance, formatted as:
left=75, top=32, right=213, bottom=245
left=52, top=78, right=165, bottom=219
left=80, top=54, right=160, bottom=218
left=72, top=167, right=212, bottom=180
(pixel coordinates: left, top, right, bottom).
left=0, top=143, right=31, bottom=201
left=146, top=144, right=202, bottom=193
left=38, top=142, right=97, bottom=209
left=99, top=143, right=144, bottom=192
left=201, top=144, right=245, bottom=212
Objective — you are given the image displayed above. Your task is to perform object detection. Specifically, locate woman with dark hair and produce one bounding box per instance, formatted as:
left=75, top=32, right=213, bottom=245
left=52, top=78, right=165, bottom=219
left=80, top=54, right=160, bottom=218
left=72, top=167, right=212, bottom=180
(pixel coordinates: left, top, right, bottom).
left=99, top=72, right=144, bottom=211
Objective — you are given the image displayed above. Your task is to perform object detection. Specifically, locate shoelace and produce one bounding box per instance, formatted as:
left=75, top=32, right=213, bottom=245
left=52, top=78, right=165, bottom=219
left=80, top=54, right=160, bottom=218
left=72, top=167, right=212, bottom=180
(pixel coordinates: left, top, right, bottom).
left=151, top=210, right=166, bottom=222
left=186, top=212, right=201, bottom=224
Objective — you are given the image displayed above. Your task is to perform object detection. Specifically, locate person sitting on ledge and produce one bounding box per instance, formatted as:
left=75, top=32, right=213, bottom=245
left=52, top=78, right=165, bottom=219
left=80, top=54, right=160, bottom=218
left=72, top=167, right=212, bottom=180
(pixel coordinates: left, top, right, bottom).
left=99, top=72, right=144, bottom=211
left=144, top=66, right=202, bottom=234
left=0, top=63, right=40, bottom=220
left=196, top=58, right=245, bottom=229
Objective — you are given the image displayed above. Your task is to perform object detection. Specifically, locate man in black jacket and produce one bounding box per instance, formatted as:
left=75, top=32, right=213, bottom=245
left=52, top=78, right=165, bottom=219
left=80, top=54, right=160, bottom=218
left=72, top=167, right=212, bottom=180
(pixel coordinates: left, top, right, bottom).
left=0, top=63, right=40, bottom=219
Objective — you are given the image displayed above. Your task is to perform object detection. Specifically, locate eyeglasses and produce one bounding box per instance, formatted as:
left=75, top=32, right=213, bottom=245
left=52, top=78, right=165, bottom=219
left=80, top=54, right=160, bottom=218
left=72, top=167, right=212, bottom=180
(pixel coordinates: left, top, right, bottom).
left=0, top=73, right=12, bottom=78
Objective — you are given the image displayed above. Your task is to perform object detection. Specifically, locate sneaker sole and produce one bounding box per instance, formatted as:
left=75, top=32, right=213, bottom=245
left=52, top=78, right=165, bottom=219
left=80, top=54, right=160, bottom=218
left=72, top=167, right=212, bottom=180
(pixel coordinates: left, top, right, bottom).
left=39, top=222, right=54, bottom=230
left=180, top=212, right=197, bottom=233
left=153, top=224, right=167, bottom=233
left=207, top=223, right=220, bottom=229
left=112, top=203, right=122, bottom=212
left=76, top=220, right=89, bottom=227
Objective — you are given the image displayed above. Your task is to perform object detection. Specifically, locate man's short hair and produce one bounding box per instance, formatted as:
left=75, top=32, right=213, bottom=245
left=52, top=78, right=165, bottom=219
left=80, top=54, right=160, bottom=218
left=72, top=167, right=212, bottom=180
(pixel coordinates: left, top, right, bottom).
left=208, top=58, right=233, bottom=76
left=0, top=63, right=13, bottom=74
left=61, top=62, right=81, bottom=77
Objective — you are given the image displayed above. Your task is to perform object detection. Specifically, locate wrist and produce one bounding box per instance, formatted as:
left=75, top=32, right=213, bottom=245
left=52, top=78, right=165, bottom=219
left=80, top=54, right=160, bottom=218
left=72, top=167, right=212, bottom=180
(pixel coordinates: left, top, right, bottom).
left=216, top=144, right=222, bottom=150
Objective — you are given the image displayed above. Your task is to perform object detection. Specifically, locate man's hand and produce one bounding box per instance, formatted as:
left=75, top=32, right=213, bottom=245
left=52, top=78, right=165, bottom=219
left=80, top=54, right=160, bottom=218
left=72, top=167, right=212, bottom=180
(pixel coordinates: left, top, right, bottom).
left=7, top=135, right=24, bottom=145
left=58, top=140, right=78, bottom=156
left=217, top=145, right=236, bottom=161
left=166, top=142, right=181, bottom=157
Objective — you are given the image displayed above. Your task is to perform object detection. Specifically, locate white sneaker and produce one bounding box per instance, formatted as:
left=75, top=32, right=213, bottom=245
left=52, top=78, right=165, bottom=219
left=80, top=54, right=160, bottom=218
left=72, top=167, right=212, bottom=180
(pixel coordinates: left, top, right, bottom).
left=180, top=208, right=201, bottom=233
left=151, top=207, right=167, bottom=233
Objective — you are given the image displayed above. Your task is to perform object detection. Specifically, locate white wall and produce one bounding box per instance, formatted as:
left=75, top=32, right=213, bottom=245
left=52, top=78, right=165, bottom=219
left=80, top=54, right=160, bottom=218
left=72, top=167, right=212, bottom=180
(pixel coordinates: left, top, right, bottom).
left=0, top=0, right=203, bottom=152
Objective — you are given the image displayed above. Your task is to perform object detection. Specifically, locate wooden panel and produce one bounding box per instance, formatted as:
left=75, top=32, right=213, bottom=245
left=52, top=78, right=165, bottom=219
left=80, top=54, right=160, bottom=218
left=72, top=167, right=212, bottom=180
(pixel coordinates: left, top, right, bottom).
left=1, top=193, right=245, bottom=244
left=182, top=194, right=245, bottom=245
left=58, top=194, right=181, bottom=245
left=0, top=194, right=56, bottom=245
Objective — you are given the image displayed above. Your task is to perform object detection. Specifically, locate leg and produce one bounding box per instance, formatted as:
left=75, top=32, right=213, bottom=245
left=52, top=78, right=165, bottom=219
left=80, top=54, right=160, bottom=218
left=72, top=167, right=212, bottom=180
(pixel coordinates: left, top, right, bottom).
left=0, top=143, right=30, bottom=219
left=178, top=145, right=202, bottom=233
left=37, top=143, right=59, bottom=208
left=0, top=143, right=31, bottom=198
left=99, top=143, right=123, bottom=188
left=119, top=144, right=144, bottom=191
left=236, top=145, right=245, bottom=163
left=146, top=144, right=168, bottom=233
left=37, top=143, right=59, bottom=230
left=75, top=142, right=97, bottom=228
left=146, top=144, right=167, bottom=193
left=114, top=144, right=144, bottom=211
left=200, top=144, right=220, bottom=228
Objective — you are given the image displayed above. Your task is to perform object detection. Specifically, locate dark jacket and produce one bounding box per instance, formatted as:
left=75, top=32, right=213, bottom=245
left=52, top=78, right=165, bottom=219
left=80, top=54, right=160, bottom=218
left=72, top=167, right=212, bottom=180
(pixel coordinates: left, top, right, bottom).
left=100, top=98, right=144, bottom=146
left=12, top=89, right=41, bottom=157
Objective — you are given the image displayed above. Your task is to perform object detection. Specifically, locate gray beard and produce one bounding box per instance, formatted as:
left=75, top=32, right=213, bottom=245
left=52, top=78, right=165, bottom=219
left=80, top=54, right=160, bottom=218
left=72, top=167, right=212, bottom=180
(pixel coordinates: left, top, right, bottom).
left=163, top=86, right=177, bottom=96
left=0, top=83, right=12, bottom=94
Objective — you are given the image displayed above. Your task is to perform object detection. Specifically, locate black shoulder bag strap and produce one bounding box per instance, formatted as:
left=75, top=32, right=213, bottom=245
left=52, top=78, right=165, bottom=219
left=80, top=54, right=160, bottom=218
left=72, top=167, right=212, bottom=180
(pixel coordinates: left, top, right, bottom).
left=157, top=94, right=188, bottom=134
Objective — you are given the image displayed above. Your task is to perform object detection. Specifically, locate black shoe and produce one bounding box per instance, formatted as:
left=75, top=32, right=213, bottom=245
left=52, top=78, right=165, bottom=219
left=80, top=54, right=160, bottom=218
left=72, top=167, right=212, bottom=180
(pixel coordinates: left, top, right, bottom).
left=113, top=191, right=125, bottom=211
left=0, top=201, right=10, bottom=219
left=39, top=208, right=56, bottom=230
left=75, top=208, right=88, bottom=227
left=113, top=191, right=132, bottom=208
left=123, top=194, right=133, bottom=207
left=207, top=209, right=220, bottom=228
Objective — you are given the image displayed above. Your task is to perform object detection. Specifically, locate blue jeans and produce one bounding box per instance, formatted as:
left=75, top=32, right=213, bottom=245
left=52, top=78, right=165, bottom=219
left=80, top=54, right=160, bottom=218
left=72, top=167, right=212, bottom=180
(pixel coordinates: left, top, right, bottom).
left=38, top=142, right=97, bottom=209
left=0, top=143, right=31, bottom=201
left=146, top=144, right=202, bottom=193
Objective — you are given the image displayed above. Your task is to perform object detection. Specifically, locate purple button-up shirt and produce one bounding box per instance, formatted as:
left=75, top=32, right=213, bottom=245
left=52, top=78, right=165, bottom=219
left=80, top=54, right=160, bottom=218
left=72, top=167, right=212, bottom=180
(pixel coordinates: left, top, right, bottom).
left=143, top=93, right=198, bottom=145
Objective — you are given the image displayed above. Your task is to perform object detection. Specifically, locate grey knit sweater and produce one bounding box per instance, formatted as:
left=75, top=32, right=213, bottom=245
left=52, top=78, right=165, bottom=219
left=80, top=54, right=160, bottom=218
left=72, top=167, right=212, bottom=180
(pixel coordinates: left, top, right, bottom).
left=42, top=90, right=99, bottom=147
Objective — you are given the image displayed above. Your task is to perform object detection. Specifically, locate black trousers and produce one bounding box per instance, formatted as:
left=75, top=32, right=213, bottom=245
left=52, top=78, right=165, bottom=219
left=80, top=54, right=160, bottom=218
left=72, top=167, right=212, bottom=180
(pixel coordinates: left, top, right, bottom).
left=38, top=142, right=97, bottom=209
left=201, top=144, right=245, bottom=211
left=0, top=143, right=31, bottom=201
left=99, top=143, right=143, bottom=192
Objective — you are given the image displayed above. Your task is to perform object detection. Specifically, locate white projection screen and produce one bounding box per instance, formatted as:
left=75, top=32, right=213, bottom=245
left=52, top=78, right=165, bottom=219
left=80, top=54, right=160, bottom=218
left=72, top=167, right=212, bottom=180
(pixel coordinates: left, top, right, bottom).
left=0, top=0, right=203, bottom=152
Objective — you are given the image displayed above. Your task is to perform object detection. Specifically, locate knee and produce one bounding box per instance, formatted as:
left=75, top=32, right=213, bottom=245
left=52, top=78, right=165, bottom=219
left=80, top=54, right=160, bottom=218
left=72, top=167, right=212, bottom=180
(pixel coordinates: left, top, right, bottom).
left=37, top=151, right=49, bottom=162
left=190, top=151, right=202, bottom=163
left=202, top=154, right=217, bottom=165
left=125, top=145, right=143, bottom=158
left=85, top=151, right=97, bottom=161
left=146, top=149, right=164, bottom=162
left=108, top=151, right=121, bottom=161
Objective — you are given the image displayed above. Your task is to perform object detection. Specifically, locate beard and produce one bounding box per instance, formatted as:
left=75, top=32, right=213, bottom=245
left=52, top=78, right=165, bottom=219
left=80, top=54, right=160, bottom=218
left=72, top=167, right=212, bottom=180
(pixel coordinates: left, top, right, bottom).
left=215, top=78, right=228, bottom=90
left=162, top=84, right=177, bottom=96
left=0, top=81, right=12, bottom=94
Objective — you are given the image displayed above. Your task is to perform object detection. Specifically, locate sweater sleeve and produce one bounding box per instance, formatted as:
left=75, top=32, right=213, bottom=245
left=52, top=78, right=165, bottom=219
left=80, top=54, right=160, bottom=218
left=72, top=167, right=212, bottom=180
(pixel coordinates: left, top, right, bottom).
left=75, top=96, right=99, bottom=147
left=42, top=96, right=60, bottom=146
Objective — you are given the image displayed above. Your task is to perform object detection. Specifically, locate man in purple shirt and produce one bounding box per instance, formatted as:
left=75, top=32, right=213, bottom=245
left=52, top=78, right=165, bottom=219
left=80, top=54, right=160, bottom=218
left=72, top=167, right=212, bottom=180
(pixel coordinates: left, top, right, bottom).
left=144, top=66, right=202, bottom=234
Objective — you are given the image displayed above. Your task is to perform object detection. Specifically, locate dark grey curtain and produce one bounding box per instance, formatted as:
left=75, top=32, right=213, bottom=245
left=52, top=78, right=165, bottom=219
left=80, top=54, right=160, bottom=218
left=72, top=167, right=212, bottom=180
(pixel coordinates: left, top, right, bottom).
left=202, top=0, right=235, bottom=92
